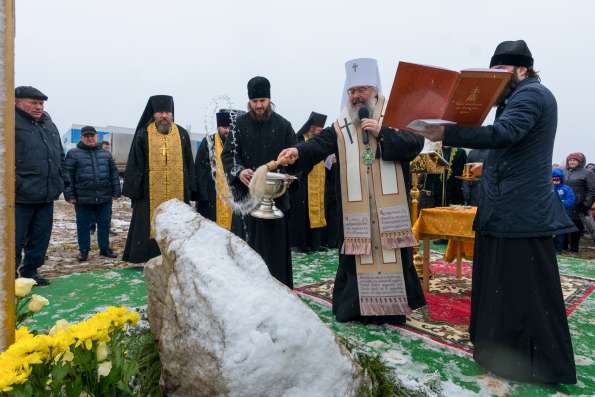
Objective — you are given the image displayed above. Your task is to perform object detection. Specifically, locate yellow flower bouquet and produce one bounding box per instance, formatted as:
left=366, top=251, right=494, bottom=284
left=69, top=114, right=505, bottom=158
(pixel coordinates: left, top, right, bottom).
left=0, top=306, right=140, bottom=396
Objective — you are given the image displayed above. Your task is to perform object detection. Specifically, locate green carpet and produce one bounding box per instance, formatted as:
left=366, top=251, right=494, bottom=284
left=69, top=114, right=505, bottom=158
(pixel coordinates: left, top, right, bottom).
left=24, top=248, right=595, bottom=396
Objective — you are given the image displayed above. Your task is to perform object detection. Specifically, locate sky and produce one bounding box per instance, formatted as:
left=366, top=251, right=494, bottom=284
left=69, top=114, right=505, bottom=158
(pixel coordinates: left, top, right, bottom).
left=14, top=0, right=595, bottom=164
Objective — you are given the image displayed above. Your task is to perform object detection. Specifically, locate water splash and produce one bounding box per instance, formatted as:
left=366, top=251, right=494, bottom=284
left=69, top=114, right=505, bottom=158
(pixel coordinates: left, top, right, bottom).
left=202, top=95, right=258, bottom=220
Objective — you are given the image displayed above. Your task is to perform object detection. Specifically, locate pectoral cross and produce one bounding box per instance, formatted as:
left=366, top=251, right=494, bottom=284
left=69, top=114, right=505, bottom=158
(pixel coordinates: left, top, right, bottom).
left=339, top=118, right=354, bottom=144
left=161, top=138, right=168, bottom=164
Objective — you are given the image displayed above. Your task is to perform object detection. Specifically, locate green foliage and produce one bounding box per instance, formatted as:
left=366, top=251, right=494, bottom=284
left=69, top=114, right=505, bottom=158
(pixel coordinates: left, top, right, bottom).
left=15, top=296, right=33, bottom=327
left=126, top=329, right=162, bottom=397
left=2, top=330, right=153, bottom=397
left=355, top=353, right=411, bottom=397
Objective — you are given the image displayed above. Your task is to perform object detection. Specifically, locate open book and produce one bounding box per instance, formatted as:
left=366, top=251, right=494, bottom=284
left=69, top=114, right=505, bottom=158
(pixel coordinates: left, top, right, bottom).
left=383, top=62, right=512, bottom=132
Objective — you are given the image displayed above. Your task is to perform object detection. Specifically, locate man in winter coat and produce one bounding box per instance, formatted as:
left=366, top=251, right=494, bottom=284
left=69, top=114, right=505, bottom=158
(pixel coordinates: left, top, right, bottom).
left=411, top=40, right=577, bottom=384
left=565, top=152, right=595, bottom=250
left=63, top=126, right=121, bottom=261
left=14, top=86, right=64, bottom=285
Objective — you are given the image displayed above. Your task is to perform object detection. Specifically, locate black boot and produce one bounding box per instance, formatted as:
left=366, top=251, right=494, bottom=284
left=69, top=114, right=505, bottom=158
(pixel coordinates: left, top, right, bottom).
left=99, top=249, right=117, bottom=258
left=32, top=274, right=51, bottom=286
left=77, top=251, right=89, bottom=262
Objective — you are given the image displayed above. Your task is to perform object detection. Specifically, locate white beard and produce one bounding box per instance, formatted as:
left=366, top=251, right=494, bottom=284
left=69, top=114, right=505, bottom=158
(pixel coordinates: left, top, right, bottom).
left=347, top=96, right=377, bottom=123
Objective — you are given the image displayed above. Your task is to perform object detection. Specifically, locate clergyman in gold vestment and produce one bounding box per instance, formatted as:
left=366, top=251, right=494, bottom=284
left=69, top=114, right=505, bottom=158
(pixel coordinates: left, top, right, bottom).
left=122, top=95, right=196, bottom=263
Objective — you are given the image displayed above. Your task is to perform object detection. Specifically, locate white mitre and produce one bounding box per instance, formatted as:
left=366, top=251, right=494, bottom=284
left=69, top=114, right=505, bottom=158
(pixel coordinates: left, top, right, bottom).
left=340, top=58, right=383, bottom=111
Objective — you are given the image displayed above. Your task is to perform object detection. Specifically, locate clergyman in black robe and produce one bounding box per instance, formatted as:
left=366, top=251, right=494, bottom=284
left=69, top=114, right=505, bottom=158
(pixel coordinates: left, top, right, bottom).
left=412, top=40, right=577, bottom=384
left=122, top=95, right=196, bottom=263
left=221, top=76, right=297, bottom=288
left=289, top=111, right=328, bottom=252
left=195, top=109, right=244, bottom=228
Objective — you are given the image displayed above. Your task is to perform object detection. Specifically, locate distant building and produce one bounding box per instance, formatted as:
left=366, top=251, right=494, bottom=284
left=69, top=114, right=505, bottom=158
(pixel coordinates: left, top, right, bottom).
left=61, top=123, right=206, bottom=174
left=61, top=124, right=111, bottom=152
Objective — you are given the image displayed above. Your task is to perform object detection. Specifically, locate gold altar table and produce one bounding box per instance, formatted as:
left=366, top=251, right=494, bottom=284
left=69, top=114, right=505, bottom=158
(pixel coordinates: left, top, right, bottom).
left=412, top=206, right=477, bottom=292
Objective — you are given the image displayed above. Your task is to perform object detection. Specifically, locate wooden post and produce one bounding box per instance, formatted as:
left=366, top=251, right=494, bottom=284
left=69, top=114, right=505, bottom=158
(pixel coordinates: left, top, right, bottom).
left=456, top=241, right=462, bottom=279
left=422, top=238, right=430, bottom=293
left=0, top=0, right=16, bottom=352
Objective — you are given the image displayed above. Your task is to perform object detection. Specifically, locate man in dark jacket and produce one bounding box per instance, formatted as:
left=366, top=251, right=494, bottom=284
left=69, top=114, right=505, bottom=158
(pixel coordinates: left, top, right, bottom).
left=412, top=40, right=577, bottom=384
left=14, top=86, right=64, bottom=285
left=564, top=152, right=595, bottom=251
left=63, top=126, right=121, bottom=261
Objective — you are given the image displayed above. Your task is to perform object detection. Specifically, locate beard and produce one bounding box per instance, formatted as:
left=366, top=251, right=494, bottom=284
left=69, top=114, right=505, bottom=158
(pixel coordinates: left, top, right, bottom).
left=495, top=71, right=520, bottom=106
left=248, top=103, right=273, bottom=121
left=348, top=96, right=377, bottom=123
left=155, top=119, right=172, bottom=133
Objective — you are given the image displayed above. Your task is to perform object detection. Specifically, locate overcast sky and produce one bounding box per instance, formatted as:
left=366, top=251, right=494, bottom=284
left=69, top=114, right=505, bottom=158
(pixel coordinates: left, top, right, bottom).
left=15, top=0, right=595, bottom=164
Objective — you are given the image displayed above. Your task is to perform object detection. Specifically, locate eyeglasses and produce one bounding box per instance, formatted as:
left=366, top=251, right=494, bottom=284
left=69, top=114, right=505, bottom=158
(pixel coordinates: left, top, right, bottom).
left=348, top=86, right=373, bottom=95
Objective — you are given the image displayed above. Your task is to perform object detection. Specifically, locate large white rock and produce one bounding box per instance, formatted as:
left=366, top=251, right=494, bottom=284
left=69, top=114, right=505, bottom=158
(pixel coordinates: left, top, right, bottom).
left=145, top=199, right=363, bottom=397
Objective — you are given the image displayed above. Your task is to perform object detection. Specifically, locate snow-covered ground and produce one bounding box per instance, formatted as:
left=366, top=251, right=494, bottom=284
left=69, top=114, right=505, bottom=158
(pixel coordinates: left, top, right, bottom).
left=39, top=198, right=137, bottom=278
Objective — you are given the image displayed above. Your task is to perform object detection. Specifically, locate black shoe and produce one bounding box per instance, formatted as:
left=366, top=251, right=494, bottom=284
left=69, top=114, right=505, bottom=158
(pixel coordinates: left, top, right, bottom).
left=32, top=275, right=51, bottom=286
left=78, top=251, right=89, bottom=262
left=99, top=249, right=117, bottom=258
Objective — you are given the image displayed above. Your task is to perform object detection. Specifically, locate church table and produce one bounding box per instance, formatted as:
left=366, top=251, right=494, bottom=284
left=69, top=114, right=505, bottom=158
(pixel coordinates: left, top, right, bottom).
left=412, top=206, right=477, bottom=292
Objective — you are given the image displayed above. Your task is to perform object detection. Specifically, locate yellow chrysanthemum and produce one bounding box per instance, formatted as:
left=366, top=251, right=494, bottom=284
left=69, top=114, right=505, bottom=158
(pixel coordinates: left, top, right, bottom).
left=0, top=306, right=139, bottom=391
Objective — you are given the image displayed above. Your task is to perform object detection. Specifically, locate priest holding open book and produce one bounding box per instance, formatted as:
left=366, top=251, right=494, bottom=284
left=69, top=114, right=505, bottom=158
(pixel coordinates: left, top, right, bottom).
left=410, top=40, right=577, bottom=384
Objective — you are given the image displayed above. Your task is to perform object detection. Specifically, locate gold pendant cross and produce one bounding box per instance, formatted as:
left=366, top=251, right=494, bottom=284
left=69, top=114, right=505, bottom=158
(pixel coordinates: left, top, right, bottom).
left=161, top=138, right=168, bottom=163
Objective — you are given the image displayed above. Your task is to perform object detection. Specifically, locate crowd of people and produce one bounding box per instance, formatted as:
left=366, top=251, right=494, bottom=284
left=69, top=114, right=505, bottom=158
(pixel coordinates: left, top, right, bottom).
left=14, top=39, right=595, bottom=386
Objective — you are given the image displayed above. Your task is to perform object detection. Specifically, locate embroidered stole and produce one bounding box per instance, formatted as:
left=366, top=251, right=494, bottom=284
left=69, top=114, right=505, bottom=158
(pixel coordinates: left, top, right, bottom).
left=304, top=134, right=327, bottom=229
left=213, top=132, right=233, bottom=230
left=147, top=122, right=184, bottom=236
left=334, top=95, right=416, bottom=316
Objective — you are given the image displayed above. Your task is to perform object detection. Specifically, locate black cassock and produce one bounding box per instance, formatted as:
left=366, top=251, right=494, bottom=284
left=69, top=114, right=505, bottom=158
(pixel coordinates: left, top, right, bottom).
left=221, top=112, right=297, bottom=288
left=194, top=136, right=217, bottom=221
left=292, top=126, right=426, bottom=323
left=122, top=125, right=195, bottom=263
left=323, top=161, right=340, bottom=249
left=289, top=133, right=325, bottom=251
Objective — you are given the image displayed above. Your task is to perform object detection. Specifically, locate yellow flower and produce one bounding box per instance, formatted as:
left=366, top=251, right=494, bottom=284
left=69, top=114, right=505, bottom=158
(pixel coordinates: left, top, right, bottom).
left=97, top=361, right=112, bottom=378
left=27, top=294, right=49, bottom=313
left=15, top=278, right=37, bottom=297
left=15, top=327, right=33, bottom=341
left=49, top=320, right=70, bottom=336
left=96, top=342, right=110, bottom=362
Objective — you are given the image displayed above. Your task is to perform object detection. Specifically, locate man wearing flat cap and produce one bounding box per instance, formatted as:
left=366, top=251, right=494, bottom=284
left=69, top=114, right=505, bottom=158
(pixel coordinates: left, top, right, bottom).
left=14, top=86, right=64, bottom=285
left=63, top=126, right=121, bottom=262
left=411, top=40, right=577, bottom=384
left=221, top=76, right=297, bottom=288
left=195, top=108, right=245, bottom=230
left=122, top=95, right=196, bottom=263
left=289, top=111, right=328, bottom=252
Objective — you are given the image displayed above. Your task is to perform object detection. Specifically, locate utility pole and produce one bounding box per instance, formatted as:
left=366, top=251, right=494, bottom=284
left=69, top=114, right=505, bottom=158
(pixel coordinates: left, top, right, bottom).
left=0, top=0, right=16, bottom=351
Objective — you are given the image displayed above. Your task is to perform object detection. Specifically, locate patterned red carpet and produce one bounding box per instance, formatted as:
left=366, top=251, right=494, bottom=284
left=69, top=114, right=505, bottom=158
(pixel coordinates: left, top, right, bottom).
left=295, top=259, right=595, bottom=354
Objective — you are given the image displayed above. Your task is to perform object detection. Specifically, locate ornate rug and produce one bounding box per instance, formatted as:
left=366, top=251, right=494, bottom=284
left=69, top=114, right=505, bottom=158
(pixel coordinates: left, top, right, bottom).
left=295, top=259, right=595, bottom=354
